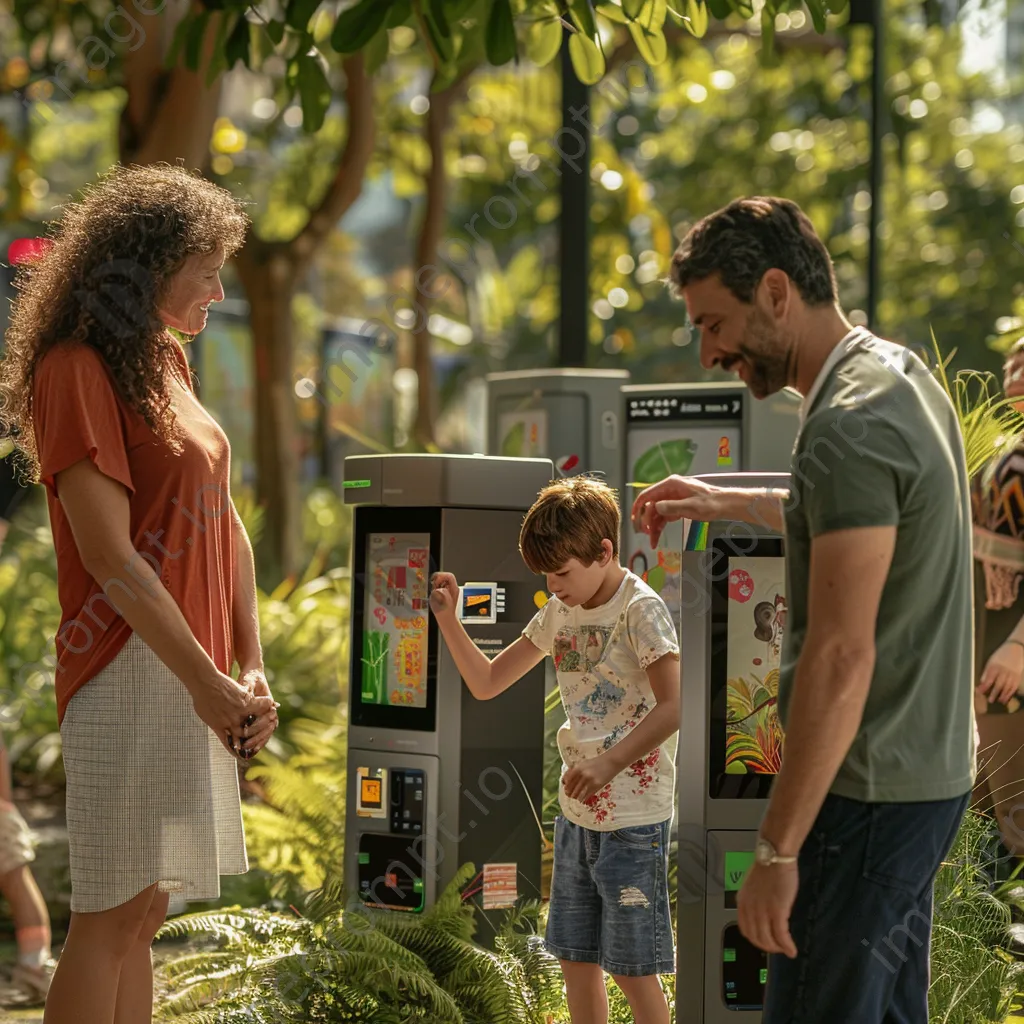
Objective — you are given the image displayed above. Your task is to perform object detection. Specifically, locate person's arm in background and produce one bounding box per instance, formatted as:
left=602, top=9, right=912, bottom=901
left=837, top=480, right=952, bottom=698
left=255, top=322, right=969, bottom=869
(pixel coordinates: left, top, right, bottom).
left=228, top=500, right=278, bottom=755
left=632, top=475, right=787, bottom=547
left=978, top=613, right=1024, bottom=705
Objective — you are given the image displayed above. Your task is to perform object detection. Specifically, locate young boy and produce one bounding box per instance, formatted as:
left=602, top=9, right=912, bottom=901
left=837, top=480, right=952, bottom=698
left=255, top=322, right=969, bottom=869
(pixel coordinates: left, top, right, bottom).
left=430, top=477, right=679, bottom=1024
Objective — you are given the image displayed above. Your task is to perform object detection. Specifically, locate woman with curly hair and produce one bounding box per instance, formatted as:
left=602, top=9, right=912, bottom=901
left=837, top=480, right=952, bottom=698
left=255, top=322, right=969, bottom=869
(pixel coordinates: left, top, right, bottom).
left=0, top=163, right=279, bottom=1024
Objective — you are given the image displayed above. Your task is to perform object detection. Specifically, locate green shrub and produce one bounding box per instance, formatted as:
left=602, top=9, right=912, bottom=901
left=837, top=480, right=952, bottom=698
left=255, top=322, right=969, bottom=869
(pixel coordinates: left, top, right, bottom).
left=155, top=866, right=567, bottom=1024
left=929, top=809, right=1024, bottom=1024
left=240, top=711, right=347, bottom=906
left=256, top=568, right=349, bottom=736
left=0, top=494, right=62, bottom=783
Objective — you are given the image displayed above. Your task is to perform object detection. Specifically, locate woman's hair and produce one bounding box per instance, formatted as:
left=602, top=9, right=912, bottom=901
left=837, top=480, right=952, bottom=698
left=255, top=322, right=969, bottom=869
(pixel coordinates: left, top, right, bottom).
left=519, top=476, right=621, bottom=574
left=0, top=163, right=249, bottom=479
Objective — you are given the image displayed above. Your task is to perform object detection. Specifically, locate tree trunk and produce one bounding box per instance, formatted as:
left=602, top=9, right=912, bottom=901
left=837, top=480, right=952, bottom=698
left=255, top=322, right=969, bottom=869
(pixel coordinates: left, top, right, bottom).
left=117, top=36, right=374, bottom=579
left=243, top=54, right=373, bottom=577
left=235, top=244, right=301, bottom=585
left=411, top=80, right=462, bottom=449
left=119, top=3, right=222, bottom=168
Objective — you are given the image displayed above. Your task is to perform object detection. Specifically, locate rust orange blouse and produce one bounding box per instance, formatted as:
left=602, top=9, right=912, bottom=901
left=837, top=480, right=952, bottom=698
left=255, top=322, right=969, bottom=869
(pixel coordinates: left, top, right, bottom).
left=33, top=339, right=236, bottom=724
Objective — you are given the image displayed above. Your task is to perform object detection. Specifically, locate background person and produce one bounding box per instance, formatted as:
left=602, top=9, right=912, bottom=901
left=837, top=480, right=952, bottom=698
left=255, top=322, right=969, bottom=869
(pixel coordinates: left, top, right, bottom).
left=0, top=449, right=55, bottom=1002
left=0, top=163, right=279, bottom=1024
left=633, top=196, right=974, bottom=1024
left=971, top=337, right=1024, bottom=869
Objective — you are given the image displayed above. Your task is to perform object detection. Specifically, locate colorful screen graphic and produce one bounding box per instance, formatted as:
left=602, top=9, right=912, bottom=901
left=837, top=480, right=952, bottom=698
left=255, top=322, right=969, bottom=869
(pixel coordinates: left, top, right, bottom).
left=624, top=426, right=741, bottom=628
left=459, top=583, right=497, bottom=624
left=724, top=557, right=786, bottom=775
left=497, top=409, right=548, bottom=458
left=361, top=533, right=430, bottom=708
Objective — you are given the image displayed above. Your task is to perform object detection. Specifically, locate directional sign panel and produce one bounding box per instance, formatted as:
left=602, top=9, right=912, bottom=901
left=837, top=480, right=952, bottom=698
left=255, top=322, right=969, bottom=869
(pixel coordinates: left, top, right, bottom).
left=626, top=393, right=744, bottom=424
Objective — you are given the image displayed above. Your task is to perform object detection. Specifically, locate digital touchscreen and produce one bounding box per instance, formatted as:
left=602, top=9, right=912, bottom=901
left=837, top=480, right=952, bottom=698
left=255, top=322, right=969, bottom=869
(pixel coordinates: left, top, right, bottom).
left=361, top=532, right=430, bottom=709
left=725, top=556, right=786, bottom=775
left=709, top=539, right=786, bottom=798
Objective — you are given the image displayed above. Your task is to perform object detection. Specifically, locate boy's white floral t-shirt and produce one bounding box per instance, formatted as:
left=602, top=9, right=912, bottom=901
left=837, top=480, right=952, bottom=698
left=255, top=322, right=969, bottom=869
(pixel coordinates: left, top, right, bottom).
left=523, top=571, right=680, bottom=831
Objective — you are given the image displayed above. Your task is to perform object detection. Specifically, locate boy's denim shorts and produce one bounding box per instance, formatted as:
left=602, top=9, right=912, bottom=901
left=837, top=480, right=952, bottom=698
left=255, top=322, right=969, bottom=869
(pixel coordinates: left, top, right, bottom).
left=545, top=816, right=675, bottom=977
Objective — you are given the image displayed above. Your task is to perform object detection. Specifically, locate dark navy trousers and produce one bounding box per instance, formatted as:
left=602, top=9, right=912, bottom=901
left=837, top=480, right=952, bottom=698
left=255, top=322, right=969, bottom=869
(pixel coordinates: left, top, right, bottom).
left=763, top=791, right=970, bottom=1024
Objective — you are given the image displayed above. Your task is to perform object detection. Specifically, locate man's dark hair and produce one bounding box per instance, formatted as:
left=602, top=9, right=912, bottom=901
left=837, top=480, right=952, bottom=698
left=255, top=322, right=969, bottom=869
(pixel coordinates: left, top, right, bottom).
left=669, top=196, right=837, bottom=307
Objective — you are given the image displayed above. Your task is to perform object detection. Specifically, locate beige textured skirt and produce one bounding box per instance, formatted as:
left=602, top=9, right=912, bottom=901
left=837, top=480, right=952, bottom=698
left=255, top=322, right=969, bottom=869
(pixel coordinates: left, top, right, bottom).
left=60, top=632, right=248, bottom=913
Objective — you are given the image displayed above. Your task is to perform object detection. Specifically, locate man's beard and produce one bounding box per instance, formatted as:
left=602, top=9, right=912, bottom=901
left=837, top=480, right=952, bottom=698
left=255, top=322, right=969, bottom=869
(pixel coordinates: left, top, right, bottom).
left=738, top=307, right=790, bottom=399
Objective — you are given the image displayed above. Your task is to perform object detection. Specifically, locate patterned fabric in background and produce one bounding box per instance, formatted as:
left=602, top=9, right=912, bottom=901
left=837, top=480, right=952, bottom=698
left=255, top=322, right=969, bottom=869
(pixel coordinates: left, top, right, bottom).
left=972, top=443, right=1024, bottom=715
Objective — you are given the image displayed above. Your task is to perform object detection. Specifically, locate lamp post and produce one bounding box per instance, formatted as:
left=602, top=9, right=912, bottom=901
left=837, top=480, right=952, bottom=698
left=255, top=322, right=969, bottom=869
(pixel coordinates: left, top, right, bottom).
left=558, top=31, right=590, bottom=368
left=850, top=0, right=885, bottom=331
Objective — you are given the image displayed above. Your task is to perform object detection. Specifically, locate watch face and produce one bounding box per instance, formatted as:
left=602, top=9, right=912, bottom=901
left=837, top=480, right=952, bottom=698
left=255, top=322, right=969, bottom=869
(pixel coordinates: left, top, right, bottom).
left=754, top=839, right=773, bottom=866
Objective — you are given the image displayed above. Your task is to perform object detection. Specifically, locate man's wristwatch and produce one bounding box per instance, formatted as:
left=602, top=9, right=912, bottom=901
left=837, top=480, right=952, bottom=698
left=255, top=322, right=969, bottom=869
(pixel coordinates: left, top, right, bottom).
left=755, top=836, right=798, bottom=867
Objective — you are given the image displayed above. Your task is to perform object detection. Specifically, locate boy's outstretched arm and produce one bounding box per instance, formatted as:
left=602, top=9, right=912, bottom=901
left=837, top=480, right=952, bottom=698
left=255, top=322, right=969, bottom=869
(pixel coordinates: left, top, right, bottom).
left=563, top=653, right=680, bottom=803
left=430, top=572, right=547, bottom=700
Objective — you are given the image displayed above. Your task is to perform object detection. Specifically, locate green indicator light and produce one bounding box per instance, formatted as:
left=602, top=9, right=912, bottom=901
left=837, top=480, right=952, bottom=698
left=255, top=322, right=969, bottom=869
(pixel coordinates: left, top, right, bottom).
left=358, top=853, right=369, bottom=865
left=760, top=968, right=768, bottom=984
left=413, top=879, right=424, bottom=892
left=726, top=992, right=737, bottom=999
left=724, top=851, right=756, bottom=891
left=343, top=479, right=372, bottom=489
left=723, top=948, right=737, bottom=962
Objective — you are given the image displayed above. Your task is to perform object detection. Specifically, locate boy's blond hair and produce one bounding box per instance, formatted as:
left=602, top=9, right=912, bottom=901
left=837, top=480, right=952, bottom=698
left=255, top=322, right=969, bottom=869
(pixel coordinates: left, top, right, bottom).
left=519, top=477, right=620, bottom=574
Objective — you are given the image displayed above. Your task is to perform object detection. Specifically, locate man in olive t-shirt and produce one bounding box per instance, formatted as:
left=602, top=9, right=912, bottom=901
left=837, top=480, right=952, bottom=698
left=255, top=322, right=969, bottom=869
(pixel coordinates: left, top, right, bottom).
left=782, top=328, right=974, bottom=804
left=633, top=197, right=974, bottom=1024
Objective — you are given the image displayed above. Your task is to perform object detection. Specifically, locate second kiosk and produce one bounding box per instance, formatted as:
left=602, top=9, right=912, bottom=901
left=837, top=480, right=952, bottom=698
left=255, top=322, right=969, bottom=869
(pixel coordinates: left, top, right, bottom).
left=676, top=471, right=791, bottom=1021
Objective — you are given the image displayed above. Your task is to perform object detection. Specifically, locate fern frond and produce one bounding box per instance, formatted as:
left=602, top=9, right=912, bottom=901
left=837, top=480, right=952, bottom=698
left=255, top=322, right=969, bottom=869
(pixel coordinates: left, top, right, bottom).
left=159, top=951, right=249, bottom=983
left=155, top=964, right=250, bottom=1017
left=157, top=910, right=270, bottom=947
left=930, top=329, right=1024, bottom=479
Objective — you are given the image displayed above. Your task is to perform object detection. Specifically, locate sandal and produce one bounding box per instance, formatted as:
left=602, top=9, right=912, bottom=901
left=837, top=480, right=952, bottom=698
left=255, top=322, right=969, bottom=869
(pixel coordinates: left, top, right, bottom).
left=11, top=960, right=55, bottom=1003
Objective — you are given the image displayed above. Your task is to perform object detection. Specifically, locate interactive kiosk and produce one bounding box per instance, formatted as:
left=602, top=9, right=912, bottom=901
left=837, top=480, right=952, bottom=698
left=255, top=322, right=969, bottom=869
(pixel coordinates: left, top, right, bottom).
left=485, top=369, right=630, bottom=494
left=621, top=382, right=798, bottom=634
left=343, top=453, right=553, bottom=941
left=676, top=472, right=791, bottom=1021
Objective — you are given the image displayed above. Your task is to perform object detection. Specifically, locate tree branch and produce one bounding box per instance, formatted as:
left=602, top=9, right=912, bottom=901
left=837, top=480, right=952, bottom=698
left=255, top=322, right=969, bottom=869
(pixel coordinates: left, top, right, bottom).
left=287, top=53, right=376, bottom=276
left=602, top=20, right=848, bottom=79
left=702, top=24, right=848, bottom=51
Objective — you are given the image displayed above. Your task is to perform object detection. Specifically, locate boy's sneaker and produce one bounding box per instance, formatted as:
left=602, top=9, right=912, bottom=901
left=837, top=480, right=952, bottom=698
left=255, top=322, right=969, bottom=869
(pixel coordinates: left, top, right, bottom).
left=11, top=959, right=56, bottom=1003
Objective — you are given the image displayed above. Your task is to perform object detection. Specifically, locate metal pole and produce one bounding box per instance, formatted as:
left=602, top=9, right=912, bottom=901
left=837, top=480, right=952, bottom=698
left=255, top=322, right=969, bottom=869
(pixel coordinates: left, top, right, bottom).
left=866, top=0, right=884, bottom=331
left=319, top=328, right=331, bottom=480
left=558, top=32, right=590, bottom=367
